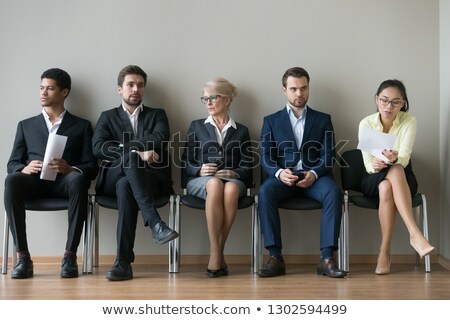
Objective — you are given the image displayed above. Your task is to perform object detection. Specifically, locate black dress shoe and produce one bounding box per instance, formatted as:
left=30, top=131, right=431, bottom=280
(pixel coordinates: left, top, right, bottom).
left=316, top=257, right=347, bottom=278
left=61, top=254, right=79, bottom=278
left=106, top=260, right=133, bottom=281
left=151, top=221, right=179, bottom=245
left=11, top=256, right=34, bottom=279
left=257, top=256, right=286, bottom=277
left=206, top=266, right=229, bottom=278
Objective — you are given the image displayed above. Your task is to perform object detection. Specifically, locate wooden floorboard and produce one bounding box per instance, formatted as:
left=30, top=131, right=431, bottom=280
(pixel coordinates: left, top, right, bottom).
left=1, top=259, right=449, bottom=300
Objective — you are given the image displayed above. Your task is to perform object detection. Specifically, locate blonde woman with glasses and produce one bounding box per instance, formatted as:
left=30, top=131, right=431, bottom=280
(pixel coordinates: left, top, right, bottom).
left=182, top=77, right=253, bottom=277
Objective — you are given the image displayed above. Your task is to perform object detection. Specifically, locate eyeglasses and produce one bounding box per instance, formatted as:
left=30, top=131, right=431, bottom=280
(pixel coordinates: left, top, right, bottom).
left=378, top=96, right=404, bottom=108
left=200, top=95, right=221, bottom=104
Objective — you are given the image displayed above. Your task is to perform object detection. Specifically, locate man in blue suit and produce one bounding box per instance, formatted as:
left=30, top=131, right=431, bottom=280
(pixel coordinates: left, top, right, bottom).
left=258, top=67, right=346, bottom=278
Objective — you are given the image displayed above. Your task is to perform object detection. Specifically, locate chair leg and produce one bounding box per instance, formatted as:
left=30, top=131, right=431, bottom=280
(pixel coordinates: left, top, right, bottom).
left=82, top=195, right=94, bottom=274
left=339, top=192, right=350, bottom=272
left=94, top=198, right=99, bottom=268
left=420, top=194, right=431, bottom=273
left=2, top=212, right=9, bottom=274
left=169, top=194, right=179, bottom=273
left=251, top=195, right=257, bottom=272
left=252, top=195, right=263, bottom=273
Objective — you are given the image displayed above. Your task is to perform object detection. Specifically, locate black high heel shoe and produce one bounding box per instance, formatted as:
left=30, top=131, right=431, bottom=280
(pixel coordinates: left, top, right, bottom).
left=206, top=266, right=229, bottom=278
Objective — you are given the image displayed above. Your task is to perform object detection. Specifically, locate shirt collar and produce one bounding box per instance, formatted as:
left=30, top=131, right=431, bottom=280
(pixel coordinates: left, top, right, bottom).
left=285, top=104, right=307, bottom=119
left=122, top=104, right=143, bottom=115
left=204, top=115, right=237, bottom=129
left=41, top=109, right=66, bottom=122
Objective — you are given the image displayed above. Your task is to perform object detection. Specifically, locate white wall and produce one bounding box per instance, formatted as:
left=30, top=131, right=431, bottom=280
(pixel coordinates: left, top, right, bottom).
left=0, top=0, right=443, bottom=258
left=440, top=0, right=450, bottom=259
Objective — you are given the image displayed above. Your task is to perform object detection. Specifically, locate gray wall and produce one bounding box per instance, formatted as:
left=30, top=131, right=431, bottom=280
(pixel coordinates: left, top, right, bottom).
left=0, top=0, right=446, bottom=259
left=440, top=0, right=450, bottom=260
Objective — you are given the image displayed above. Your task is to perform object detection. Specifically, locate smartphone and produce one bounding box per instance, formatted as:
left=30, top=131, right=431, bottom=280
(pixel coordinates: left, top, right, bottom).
left=293, top=171, right=305, bottom=181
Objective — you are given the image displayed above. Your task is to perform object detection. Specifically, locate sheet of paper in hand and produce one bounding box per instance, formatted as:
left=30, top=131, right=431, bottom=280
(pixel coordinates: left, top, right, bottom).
left=357, top=126, right=397, bottom=163
left=40, top=134, right=68, bottom=181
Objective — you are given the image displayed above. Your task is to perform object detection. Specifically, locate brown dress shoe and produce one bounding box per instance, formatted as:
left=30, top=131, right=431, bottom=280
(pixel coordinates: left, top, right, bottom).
left=257, top=256, right=286, bottom=277
left=317, top=257, right=347, bottom=278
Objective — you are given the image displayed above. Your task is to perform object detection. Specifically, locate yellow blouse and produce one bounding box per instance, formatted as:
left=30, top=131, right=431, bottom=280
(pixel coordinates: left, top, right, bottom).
left=358, top=111, right=417, bottom=174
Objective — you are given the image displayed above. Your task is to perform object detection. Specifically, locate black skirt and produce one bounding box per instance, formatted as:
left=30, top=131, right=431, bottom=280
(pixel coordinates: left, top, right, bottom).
left=361, top=162, right=418, bottom=197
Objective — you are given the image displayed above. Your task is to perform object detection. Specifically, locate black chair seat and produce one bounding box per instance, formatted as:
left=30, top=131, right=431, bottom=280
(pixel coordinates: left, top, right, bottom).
left=24, top=198, right=69, bottom=211
left=180, top=194, right=254, bottom=210
left=94, top=195, right=171, bottom=210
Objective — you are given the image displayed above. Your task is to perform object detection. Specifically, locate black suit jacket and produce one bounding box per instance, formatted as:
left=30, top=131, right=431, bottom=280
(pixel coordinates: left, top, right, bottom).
left=7, top=111, right=98, bottom=180
left=92, top=105, right=173, bottom=195
left=182, top=119, right=254, bottom=188
left=260, top=106, right=336, bottom=178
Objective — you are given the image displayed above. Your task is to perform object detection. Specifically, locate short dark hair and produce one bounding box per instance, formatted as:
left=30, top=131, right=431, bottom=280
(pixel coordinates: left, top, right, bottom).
left=282, top=67, right=310, bottom=88
left=117, top=65, right=147, bottom=87
left=41, top=68, right=71, bottom=96
left=375, top=79, right=409, bottom=112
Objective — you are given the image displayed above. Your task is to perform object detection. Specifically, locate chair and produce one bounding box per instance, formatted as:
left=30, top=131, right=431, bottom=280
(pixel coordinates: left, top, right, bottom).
left=340, top=149, right=431, bottom=272
left=254, top=168, right=341, bottom=273
left=88, top=193, right=176, bottom=273
left=173, top=174, right=256, bottom=274
left=2, top=197, right=91, bottom=274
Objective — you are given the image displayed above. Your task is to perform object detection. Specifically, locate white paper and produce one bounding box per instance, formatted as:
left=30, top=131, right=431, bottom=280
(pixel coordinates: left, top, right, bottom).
left=357, top=126, right=397, bottom=162
left=40, top=134, right=68, bottom=181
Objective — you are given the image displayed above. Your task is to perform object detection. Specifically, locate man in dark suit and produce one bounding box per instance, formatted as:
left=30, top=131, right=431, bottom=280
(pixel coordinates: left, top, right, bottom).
left=92, top=65, right=178, bottom=281
left=4, top=68, right=99, bottom=279
left=258, top=67, right=346, bottom=278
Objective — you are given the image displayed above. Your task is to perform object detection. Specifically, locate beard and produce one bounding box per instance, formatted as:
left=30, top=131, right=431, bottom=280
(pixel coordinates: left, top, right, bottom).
left=289, top=97, right=307, bottom=109
left=123, top=95, right=142, bottom=107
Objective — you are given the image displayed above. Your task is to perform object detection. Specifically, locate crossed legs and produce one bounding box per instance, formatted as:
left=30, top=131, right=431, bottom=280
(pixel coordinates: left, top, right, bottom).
left=376, top=165, right=434, bottom=273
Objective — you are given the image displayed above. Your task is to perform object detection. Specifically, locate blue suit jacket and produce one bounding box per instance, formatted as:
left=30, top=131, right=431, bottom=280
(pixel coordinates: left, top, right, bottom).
left=260, top=106, right=336, bottom=178
left=182, top=119, right=254, bottom=188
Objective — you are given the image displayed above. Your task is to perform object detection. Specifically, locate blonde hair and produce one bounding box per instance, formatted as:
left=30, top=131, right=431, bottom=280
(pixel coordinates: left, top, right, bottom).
left=203, top=77, right=238, bottom=101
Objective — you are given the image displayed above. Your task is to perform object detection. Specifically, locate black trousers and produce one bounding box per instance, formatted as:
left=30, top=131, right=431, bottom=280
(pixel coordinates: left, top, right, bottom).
left=4, top=171, right=90, bottom=253
left=97, top=152, right=162, bottom=263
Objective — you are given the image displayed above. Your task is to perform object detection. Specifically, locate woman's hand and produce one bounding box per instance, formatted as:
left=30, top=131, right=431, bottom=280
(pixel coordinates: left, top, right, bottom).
left=382, top=149, right=399, bottom=164
left=199, top=163, right=218, bottom=176
left=215, top=169, right=238, bottom=178
left=371, top=157, right=388, bottom=172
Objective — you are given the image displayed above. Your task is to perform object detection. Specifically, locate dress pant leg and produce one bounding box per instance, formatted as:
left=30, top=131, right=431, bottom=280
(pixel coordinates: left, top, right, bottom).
left=121, top=152, right=161, bottom=226
left=51, top=172, right=90, bottom=253
left=4, top=172, right=45, bottom=252
left=258, top=177, right=299, bottom=249
left=115, top=176, right=139, bottom=263
left=302, top=175, right=342, bottom=250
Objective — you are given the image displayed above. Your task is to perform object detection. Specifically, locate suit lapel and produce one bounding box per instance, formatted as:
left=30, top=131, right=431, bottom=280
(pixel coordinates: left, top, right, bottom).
left=136, top=106, right=145, bottom=138
left=117, top=106, right=135, bottom=141
left=35, top=114, right=50, bottom=139
left=301, top=107, right=316, bottom=146
left=205, top=122, right=217, bottom=141
left=278, top=109, right=297, bottom=146
left=222, top=126, right=236, bottom=145
left=56, top=111, right=74, bottom=135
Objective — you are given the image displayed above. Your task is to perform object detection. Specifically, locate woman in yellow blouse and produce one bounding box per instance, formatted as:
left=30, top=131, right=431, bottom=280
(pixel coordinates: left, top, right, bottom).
left=358, top=79, right=434, bottom=275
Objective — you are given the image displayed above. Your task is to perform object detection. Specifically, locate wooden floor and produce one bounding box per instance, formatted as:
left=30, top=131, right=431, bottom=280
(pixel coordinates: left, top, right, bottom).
left=1, top=258, right=450, bottom=300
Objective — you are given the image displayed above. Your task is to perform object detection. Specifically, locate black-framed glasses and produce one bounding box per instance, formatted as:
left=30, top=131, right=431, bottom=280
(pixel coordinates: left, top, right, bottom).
left=377, top=96, right=404, bottom=108
left=200, top=95, right=221, bottom=104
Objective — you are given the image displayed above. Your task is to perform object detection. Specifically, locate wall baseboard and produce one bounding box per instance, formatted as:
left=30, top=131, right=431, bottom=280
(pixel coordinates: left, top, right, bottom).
left=2, top=254, right=446, bottom=269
